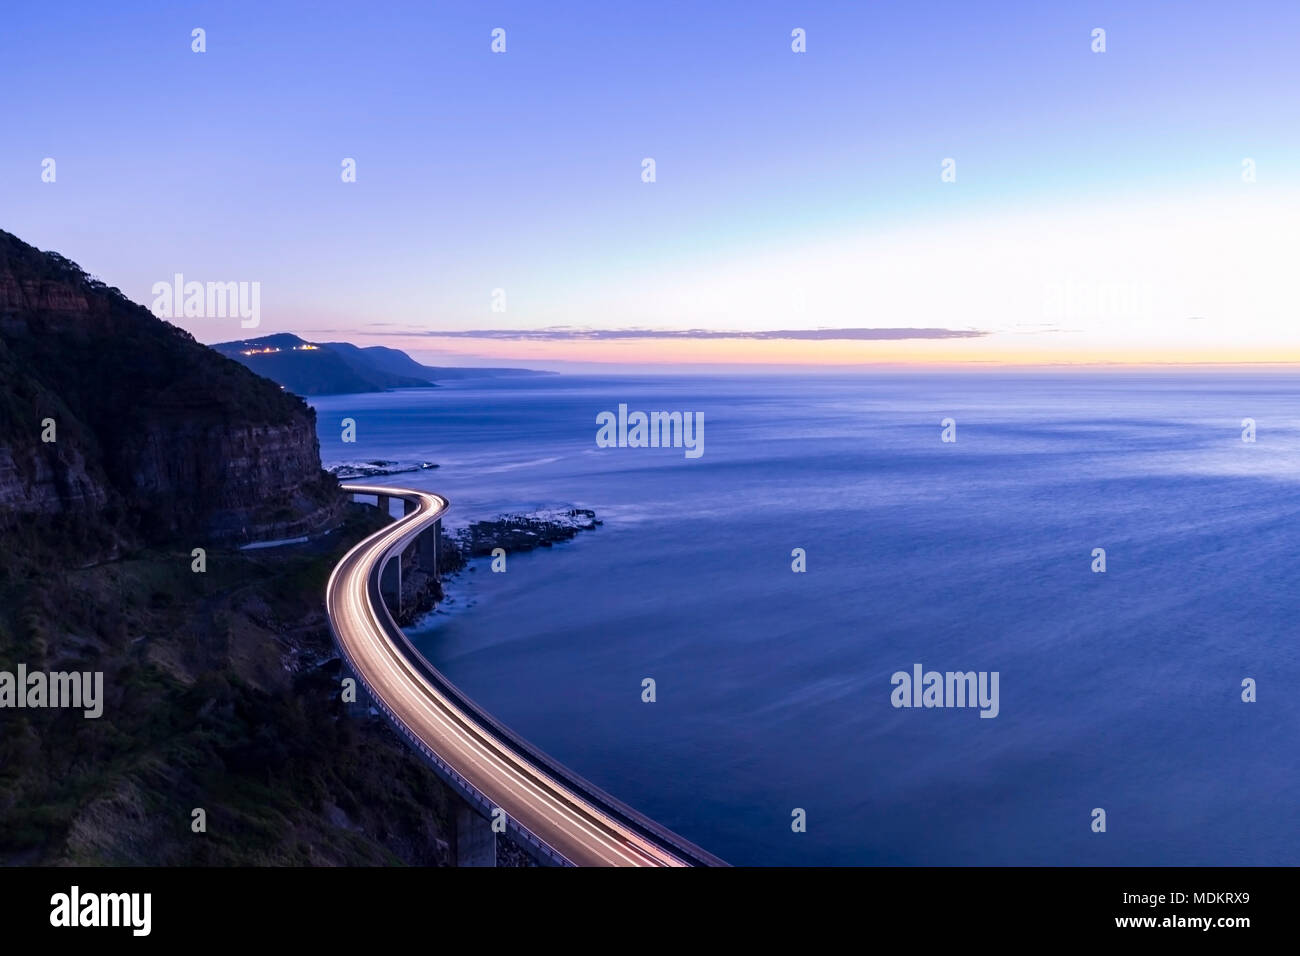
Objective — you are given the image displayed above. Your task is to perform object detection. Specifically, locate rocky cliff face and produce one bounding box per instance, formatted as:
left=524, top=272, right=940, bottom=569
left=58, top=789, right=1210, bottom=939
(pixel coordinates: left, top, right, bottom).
left=0, top=229, right=342, bottom=548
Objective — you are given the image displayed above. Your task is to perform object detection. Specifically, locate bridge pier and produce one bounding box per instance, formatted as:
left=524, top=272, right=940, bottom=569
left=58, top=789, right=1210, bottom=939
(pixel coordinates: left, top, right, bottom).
left=402, top=498, right=417, bottom=565
left=380, top=555, right=401, bottom=615
left=403, top=500, right=440, bottom=581
left=421, top=518, right=439, bottom=581
left=455, top=806, right=498, bottom=867
left=377, top=494, right=392, bottom=519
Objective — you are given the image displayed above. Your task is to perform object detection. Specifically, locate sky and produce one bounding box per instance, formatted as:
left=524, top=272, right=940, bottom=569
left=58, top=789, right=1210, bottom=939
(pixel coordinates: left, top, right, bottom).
left=3, top=0, right=1299, bottom=369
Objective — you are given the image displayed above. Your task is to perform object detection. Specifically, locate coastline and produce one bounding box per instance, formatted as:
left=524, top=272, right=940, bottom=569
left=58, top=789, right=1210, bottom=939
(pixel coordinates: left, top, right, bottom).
left=405, top=507, right=604, bottom=631
left=308, top=374, right=1300, bottom=866
left=327, top=487, right=723, bottom=865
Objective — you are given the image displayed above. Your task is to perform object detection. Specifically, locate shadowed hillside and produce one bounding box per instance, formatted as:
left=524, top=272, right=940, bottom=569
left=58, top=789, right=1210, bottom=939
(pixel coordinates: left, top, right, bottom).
left=0, top=230, right=341, bottom=551
left=0, top=231, right=479, bottom=866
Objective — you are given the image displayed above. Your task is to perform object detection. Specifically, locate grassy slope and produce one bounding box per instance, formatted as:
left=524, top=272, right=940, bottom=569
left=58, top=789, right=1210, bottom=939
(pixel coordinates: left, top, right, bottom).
left=0, top=506, right=456, bottom=865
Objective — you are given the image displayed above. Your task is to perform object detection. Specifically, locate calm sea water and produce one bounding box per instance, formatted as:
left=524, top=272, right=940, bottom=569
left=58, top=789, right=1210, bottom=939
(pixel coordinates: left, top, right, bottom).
left=312, top=372, right=1300, bottom=866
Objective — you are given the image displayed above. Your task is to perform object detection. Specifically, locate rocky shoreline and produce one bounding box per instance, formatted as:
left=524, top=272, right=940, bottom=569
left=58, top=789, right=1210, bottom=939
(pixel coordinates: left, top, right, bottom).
left=328, top=459, right=439, bottom=480
left=394, top=508, right=601, bottom=626
left=443, top=508, right=601, bottom=568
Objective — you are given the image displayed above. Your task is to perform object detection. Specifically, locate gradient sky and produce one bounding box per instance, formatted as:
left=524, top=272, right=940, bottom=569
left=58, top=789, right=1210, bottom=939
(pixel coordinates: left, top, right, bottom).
left=4, top=0, right=1299, bottom=369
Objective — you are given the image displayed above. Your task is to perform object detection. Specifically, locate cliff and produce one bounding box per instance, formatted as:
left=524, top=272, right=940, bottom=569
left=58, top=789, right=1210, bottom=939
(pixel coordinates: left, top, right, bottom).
left=0, top=230, right=342, bottom=548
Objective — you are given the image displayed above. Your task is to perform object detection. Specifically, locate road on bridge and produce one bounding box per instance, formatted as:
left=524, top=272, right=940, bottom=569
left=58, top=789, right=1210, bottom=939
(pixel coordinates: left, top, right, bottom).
left=325, top=483, right=726, bottom=867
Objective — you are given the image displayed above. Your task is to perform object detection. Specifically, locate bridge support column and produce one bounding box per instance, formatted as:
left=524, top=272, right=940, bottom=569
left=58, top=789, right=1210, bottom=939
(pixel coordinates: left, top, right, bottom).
left=401, top=499, right=417, bottom=564
left=401, top=499, right=439, bottom=580
left=420, top=519, right=440, bottom=581
left=380, top=555, right=401, bottom=615
left=377, top=494, right=392, bottom=519
left=455, top=806, right=497, bottom=867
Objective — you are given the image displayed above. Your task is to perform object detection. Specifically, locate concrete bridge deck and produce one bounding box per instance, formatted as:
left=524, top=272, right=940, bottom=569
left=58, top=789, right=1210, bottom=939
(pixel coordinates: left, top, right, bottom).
left=326, top=483, right=727, bottom=867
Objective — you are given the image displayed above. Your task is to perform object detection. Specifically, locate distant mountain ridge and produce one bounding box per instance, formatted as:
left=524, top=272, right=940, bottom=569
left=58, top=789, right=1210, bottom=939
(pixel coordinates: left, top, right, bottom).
left=359, top=345, right=549, bottom=382
left=211, top=334, right=433, bottom=395
left=212, top=333, right=548, bottom=396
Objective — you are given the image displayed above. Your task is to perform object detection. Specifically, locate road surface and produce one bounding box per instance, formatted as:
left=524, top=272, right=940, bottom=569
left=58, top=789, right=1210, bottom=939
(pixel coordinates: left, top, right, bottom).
left=325, top=483, right=726, bottom=867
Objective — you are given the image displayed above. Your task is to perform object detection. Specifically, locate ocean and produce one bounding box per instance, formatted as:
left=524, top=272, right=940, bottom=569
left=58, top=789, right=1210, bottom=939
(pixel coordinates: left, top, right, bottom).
left=311, top=372, right=1300, bottom=865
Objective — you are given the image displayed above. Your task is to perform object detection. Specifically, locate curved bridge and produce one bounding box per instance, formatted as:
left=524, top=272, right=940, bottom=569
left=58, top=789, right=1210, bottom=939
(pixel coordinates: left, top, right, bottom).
left=325, top=483, right=727, bottom=867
